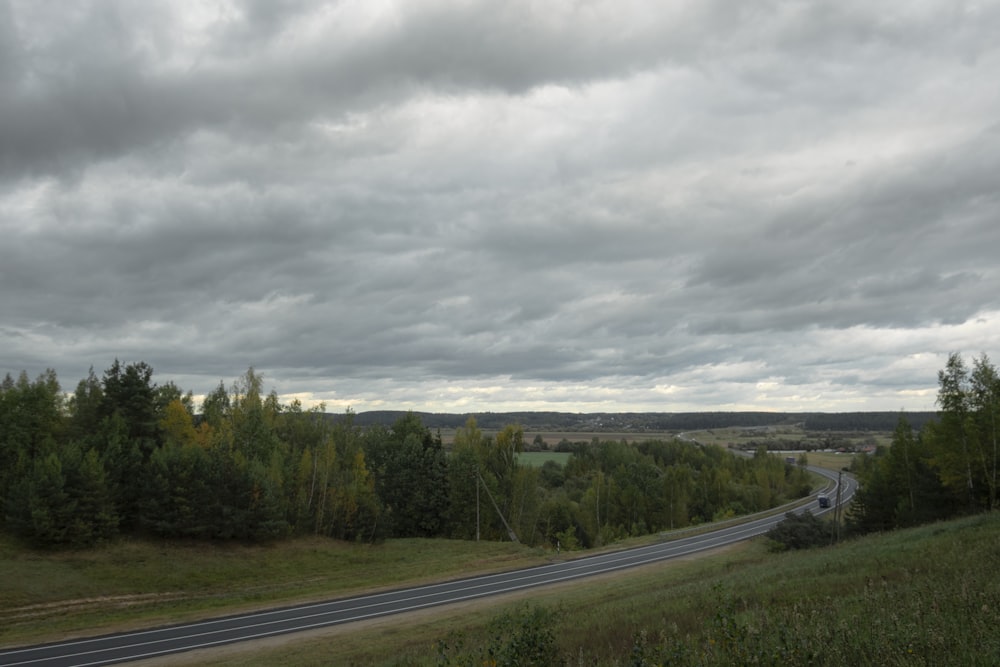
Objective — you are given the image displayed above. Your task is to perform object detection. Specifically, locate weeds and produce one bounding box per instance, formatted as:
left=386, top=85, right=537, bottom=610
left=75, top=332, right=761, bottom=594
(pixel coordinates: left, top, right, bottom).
left=437, top=605, right=561, bottom=667
left=434, top=514, right=1000, bottom=667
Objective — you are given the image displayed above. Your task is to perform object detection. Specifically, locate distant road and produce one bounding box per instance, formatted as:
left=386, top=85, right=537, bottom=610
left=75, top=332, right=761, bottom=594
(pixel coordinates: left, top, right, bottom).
left=0, top=466, right=854, bottom=667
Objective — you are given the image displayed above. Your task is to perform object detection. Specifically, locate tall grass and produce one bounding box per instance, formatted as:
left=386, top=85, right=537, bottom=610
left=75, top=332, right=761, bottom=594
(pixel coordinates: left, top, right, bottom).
left=4, top=514, right=998, bottom=665
left=0, top=536, right=546, bottom=645
left=192, top=513, right=1000, bottom=666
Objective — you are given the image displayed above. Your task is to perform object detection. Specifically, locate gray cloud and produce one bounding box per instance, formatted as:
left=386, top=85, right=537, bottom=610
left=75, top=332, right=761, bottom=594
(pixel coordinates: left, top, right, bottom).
left=2, top=0, right=999, bottom=413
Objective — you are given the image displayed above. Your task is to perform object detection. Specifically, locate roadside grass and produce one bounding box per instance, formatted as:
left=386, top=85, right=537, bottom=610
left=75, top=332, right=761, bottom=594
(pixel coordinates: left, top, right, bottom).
left=0, top=535, right=548, bottom=646
left=174, top=513, right=1000, bottom=666
left=162, top=542, right=760, bottom=667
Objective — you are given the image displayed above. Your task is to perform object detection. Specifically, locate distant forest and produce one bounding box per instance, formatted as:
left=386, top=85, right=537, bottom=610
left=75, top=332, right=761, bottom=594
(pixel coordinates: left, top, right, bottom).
left=346, top=410, right=939, bottom=433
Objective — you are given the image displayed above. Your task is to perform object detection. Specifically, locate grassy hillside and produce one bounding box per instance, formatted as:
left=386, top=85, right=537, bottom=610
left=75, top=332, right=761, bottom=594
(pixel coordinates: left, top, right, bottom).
left=3, top=513, right=999, bottom=665
left=207, top=513, right=1000, bottom=666
left=0, top=536, right=549, bottom=646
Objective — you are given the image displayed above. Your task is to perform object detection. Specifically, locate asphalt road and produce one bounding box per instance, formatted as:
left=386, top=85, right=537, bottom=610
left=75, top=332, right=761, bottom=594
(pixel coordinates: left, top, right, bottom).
left=0, top=465, right=855, bottom=667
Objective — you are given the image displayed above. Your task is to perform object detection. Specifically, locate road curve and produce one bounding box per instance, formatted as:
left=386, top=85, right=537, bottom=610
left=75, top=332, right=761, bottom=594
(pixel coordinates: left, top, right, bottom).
left=0, top=466, right=855, bottom=667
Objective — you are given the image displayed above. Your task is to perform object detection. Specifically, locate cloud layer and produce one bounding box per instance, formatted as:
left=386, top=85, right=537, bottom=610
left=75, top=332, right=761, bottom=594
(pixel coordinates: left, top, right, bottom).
left=2, top=0, right=999, bottom=412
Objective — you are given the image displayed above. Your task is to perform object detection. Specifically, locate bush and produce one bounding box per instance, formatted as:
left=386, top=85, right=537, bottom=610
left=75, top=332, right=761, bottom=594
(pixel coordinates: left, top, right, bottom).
left=765, top=511, right=830, bottom=551
left=437, top=605, right=561, bottom=667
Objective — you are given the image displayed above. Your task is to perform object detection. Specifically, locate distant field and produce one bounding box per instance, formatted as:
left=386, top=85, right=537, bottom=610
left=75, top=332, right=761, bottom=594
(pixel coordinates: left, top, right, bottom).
left=524, top=431, right=680, bottom=445
left=683, top=425, right=887, bottom=458
left=441, top=425, right=891, bottom=452
left=799, top=450, right=860, bottom=471
left=439, top=425, right=876, bottom=473
left=439, top=430, right=680, bottom=447
left=437, top=425, right=879, bottom=479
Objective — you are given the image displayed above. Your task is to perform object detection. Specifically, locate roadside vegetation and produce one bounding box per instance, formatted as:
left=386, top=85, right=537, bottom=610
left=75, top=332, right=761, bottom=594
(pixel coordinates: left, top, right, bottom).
left=433, top=513, right=1000, bottom=667
left=4, top=513, right=998, bottom=664
left=85, top=512, right=996, bottom=666
left=0, top=535, right=549, bottom=646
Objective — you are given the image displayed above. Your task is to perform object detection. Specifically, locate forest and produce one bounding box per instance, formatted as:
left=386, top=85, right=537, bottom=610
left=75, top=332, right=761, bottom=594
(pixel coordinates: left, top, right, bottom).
left=847, top=352, right=1000, bottom=534
left=343, top=410, right=938, bottom=433
left=2, top=353, right=995, bottom=549
left=0, top=361, right=814, bottom=548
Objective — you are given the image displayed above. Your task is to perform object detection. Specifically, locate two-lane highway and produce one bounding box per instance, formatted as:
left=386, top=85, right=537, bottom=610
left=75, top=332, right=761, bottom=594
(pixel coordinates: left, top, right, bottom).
left=0, top=466, right=854, bottom=667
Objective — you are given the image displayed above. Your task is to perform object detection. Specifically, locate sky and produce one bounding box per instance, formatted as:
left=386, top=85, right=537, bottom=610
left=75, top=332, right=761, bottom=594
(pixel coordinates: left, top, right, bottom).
left=2, top=0, right=999, bottom=415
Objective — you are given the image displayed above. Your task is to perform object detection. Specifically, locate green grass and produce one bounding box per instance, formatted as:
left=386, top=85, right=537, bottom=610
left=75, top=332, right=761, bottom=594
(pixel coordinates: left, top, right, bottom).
left=0, top=535, right=549, bottom=646
left=155, top=513, right=1000, bottom=666
left=439, top=430, right=680, bottom=448
left=798, top=449, right=859, bottom=471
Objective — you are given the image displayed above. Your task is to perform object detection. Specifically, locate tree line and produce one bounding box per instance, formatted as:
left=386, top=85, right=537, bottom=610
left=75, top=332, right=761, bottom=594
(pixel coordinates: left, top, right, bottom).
left=848, top=352, right=999, bottom=534
left=1, top=361, right=815, bottom=548
left=345, top=410, right=939, bottom=433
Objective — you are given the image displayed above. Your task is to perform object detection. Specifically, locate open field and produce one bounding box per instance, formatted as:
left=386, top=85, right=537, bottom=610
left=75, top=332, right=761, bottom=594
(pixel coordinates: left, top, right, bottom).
left=683, top=425, right=891, bottom=450
left=438, top=429, right=682, bottom=447
left=443, top=424, right=890, bottom=459
left=513, top=429, right=867, bottom=472
left=796, top=450, right=860, bottom=471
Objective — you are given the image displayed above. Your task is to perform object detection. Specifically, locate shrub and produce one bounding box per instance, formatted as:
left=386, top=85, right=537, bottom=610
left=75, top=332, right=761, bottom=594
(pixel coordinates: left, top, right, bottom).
left=765, top=511, right=830, bottom=551
left=437, top=605, right=561, bottom=667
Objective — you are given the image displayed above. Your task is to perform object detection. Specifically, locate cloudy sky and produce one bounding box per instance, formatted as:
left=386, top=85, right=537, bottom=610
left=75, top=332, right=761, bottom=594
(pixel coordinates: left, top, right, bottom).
left=2, top=0, right=999, bottom=414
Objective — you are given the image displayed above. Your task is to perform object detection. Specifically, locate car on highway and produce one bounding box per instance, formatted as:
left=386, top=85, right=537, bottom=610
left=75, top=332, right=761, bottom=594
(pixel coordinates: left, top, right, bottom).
left=817, top=494, right=831, bottom=508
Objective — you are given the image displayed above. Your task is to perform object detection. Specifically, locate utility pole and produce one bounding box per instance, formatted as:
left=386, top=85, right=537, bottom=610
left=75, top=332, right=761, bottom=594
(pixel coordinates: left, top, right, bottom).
left=834, top=468, right=844, bottom=542
left=478, top=471, right=519, bottom=543
left=476, top=472, right=480, bottom=542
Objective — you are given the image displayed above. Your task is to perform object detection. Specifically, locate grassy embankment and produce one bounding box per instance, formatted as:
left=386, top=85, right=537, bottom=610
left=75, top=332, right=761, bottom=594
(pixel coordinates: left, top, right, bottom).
left=4, top=512, right=999, bottom=665
left=178, top=513, right=1000, bottom=666
left=0, top=536, right=549, bottom=647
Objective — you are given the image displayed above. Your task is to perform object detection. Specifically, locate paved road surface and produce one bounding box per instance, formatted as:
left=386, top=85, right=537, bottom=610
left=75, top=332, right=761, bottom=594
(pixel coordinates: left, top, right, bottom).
left=0, top=465, right=854, bottom=667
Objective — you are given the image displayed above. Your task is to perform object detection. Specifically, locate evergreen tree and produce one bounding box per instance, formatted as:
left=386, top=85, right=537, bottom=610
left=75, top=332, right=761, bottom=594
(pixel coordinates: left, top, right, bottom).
left=66, top=367, right=104, bottom=447
left=12, top=452, right=77, bottom=547
left=65, top=446, right=119, bottom=545
left=365, top=413, right=449, bottom=537
left=101, top=360, right=161, bottom=457
left=99, top=411, right=146, bottom=531
left=1, top=370, right=65, bottom=531
left=848, top=415, right=954, bottom=535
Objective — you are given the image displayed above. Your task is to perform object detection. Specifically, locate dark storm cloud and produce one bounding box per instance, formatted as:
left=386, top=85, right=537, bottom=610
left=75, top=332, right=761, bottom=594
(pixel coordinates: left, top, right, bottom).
left=2, top=0, right=999, bottom=411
